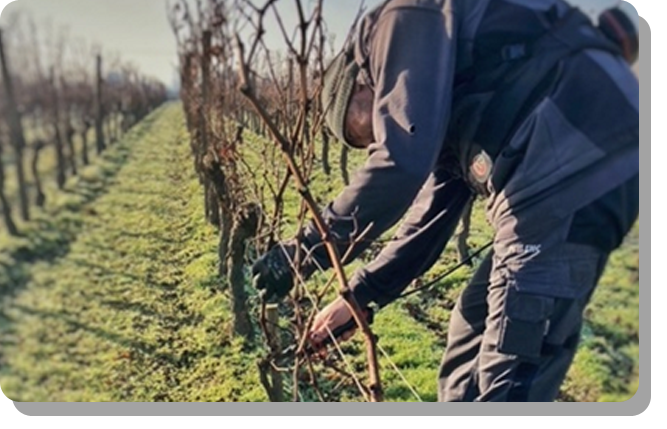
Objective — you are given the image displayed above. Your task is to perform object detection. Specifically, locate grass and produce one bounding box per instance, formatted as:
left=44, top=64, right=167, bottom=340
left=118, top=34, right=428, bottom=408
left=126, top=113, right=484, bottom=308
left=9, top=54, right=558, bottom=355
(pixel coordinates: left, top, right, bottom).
left=0, top=104, right=265, bottom=402
left=0, top=104, right=640, bottom=402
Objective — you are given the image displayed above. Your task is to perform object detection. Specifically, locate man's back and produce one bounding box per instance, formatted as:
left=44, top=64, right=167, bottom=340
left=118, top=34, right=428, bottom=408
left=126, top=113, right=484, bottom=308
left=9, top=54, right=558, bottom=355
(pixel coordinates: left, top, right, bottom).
left=355, top=0, right=638, bottom=219
left=255, top=2, right=640, bottom=401
left=451, top=0, right=639, bottom=221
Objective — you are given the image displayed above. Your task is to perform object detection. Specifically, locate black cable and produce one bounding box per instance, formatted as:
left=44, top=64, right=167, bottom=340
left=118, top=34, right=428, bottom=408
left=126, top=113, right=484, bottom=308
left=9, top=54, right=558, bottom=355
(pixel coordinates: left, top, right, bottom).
left=396, top=241, right=493, bottom=301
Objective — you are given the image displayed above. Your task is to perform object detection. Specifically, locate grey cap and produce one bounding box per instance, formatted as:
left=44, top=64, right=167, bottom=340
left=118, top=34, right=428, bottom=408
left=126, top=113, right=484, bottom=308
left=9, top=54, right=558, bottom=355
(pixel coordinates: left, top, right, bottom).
left=320, top=49, right=361, bottom=148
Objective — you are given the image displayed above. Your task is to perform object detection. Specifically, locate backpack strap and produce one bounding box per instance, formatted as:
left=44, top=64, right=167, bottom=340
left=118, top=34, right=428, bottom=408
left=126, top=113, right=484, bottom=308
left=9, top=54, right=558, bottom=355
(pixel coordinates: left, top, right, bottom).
left=472, top=8, right=622, bottom=161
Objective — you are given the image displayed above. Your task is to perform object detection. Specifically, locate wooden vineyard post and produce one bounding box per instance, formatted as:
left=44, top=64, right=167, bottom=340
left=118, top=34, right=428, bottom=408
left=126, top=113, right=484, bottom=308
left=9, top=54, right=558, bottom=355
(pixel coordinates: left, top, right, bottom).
left=266, top=304, right=284, bottom=402
left=95, top=54, right=106, bottom=155
left=49, top=67, right=67, bottom=189
left=0, top=136, right=19, bottom=235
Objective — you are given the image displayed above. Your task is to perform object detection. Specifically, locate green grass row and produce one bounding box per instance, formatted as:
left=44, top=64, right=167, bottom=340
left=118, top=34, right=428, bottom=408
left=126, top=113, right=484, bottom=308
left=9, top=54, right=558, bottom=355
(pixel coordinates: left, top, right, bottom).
left=0, top=104, right=266, bottom=401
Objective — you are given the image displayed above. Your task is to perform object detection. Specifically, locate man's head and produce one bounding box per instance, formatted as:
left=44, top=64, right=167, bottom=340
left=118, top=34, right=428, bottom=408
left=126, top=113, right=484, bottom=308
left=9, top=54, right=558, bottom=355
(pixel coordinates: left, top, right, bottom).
left=344, top=82, right=374, bottom=148
left=598, top=7, right=639, bottom=65
left=321, top=51, right=374, bottom=149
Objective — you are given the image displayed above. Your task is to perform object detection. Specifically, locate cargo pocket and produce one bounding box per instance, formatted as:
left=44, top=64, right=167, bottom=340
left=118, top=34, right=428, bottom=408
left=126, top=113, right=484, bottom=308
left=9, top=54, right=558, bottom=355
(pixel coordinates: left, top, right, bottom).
left=496, top=241, right=604, bottom=359
left=507, top=242, right=603, bottom=300
left=498, top=282, right=555, bottom=360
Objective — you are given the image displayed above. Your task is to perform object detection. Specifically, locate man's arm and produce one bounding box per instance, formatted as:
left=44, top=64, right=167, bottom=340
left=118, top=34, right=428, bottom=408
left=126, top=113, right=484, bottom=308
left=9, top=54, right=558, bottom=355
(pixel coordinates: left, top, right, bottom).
left=301, top=0, right=458, bottom=272
left=351, top=166, right=471, bottom=308
left=309, top=166, right=471, bottom=345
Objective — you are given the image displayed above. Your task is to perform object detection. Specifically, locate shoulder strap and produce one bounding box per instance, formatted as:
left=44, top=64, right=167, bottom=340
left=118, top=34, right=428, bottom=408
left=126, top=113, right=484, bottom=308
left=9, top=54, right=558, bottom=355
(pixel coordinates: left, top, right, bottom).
left=472, top=8, right=621, bottom=159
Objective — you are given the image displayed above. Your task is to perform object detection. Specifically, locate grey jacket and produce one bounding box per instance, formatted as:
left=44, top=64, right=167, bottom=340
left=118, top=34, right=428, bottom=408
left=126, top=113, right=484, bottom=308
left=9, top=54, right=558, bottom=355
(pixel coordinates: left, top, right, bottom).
left=300, top=0, right=639, bottom=308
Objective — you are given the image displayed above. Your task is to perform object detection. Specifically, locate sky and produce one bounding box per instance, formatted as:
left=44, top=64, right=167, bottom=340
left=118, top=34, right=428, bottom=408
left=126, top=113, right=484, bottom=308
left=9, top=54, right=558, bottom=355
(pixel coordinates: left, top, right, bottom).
left=0, top=0, right=639, bottom=88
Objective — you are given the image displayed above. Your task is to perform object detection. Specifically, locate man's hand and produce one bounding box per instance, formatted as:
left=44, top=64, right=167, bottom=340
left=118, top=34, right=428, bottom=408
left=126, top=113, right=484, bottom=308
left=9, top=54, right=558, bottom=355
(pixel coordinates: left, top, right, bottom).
left=310, top=297, right=373, bottom=350
left=251, top=242, right=296, bottom=302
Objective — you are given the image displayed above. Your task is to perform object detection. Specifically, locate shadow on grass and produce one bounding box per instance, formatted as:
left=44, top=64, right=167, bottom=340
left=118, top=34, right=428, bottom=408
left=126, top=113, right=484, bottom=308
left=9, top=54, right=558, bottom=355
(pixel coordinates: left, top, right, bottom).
left=76, top=221, right=191, bottom=244
left=0, top=112, right=164, bottom=292
left=12, top=304, right=188, bottom=369
left=99, top=299, right=198, bottom=327
left=69, top=258, right=181, bottom=291
left=0, top=109, right=162, bottom=300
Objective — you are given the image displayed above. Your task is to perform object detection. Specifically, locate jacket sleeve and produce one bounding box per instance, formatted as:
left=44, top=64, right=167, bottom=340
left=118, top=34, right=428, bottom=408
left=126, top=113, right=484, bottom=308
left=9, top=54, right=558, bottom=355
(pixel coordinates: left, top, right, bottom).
left=300, top=0, right=458, bottom=273
left=351, top=167, right=471, bottom=308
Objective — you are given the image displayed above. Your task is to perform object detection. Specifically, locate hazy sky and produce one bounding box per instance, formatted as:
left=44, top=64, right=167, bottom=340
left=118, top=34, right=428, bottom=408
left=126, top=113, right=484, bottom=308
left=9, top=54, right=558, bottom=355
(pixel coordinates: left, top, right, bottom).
left=0, top=0, right=639, bottom=87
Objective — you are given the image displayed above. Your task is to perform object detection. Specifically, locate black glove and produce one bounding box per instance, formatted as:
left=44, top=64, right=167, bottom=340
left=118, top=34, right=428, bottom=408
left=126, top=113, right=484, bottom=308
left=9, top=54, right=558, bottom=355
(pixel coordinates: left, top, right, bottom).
left=252, top=242, right=297, bottom=302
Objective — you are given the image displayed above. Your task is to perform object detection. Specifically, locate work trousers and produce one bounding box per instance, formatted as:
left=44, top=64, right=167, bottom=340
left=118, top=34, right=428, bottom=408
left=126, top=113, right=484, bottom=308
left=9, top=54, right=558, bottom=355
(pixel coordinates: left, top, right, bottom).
left=437, top=175, right=638, bottom=402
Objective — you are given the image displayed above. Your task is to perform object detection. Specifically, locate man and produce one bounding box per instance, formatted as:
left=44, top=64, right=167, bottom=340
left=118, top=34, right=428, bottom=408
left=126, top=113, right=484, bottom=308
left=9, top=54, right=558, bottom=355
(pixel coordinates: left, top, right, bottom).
left=252, top=0, right=639, bottom=402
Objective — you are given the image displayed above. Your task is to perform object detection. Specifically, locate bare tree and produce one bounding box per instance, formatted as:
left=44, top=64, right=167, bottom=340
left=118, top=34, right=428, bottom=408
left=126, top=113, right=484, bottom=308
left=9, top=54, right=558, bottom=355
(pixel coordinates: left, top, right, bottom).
left=48, top=67, right=68, bottom=188
left=0, top=28, right=31, bottom=221
left=60, top=76, right=78, bottom=176
left=29, top=140, right=47, bottom=207
left=0, top=131, right=19, bottom=235
left=1, top=13, right=166, bottom=225
left=232, top=0, right=382, bottom=402
left=170, top=0, right=388, bottom=402
left=170, top=0, right=254, bottom=344
left=95, top=53, right=106, bottom=155
left=320, top=126, right=331, bottom=176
